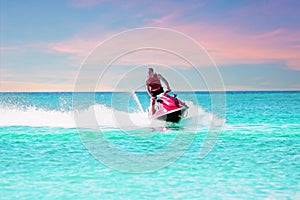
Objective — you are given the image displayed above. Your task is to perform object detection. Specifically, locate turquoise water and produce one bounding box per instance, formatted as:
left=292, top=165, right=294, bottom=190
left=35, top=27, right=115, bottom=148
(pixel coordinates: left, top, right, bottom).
left=0, top=92, right=299, bottom=199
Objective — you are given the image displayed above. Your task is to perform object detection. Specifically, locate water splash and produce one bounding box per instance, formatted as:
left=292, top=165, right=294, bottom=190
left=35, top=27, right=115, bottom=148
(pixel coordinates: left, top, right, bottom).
left=0, top=102, right=224, bottom=130
left=132, top=92, right=144, bottom=113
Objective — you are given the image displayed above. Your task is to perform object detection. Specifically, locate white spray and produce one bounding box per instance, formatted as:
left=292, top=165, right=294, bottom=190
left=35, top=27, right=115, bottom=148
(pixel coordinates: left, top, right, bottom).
left=132, top=92, right=144, bottom=113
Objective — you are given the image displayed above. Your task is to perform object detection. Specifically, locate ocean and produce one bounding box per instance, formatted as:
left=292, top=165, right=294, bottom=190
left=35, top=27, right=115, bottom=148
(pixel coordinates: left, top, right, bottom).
left=0, top=91, right=299, bottom=199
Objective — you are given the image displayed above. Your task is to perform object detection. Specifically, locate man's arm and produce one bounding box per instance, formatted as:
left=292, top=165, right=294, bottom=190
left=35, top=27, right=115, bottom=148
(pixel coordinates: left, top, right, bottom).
left=146, top=82, right=153, bottom=97
left=158, top=74, right=171, bottom=91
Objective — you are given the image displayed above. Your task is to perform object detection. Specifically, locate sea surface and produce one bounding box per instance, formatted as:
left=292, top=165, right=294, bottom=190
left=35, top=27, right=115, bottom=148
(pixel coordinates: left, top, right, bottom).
left=0, top=91, right=299, bottom=199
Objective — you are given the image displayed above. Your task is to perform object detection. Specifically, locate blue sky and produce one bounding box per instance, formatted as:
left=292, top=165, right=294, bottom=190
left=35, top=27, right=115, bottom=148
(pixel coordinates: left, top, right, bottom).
left=1, top=0, right=300, bottom=91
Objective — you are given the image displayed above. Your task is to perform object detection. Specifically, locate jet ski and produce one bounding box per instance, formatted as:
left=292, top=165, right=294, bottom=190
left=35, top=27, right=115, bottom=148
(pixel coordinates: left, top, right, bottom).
left=149, top=92, right=189, bottom=123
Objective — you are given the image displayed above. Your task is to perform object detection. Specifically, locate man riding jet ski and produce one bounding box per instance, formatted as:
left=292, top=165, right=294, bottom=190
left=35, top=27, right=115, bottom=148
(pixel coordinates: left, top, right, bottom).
left=145, top=67, right=188, bottom=123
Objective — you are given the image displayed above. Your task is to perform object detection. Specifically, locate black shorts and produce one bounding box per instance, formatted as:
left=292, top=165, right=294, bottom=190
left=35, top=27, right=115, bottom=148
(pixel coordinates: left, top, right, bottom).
left=151, top=87, right=164, bottom=97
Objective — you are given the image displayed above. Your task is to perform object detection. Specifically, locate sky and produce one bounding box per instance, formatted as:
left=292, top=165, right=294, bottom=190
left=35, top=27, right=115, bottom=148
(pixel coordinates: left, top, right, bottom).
left=1, top=0, right=300, bottom=91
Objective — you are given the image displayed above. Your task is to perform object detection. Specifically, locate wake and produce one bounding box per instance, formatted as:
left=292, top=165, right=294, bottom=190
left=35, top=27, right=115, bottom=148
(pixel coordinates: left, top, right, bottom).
left=0, top=102, right=225, bottom=130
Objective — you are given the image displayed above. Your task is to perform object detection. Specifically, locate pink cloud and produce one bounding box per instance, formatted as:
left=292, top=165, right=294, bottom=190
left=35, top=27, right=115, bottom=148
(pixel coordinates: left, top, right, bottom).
left=211, top=28, right=300, bottom=69
left=0, top=81, right=75, bottom=92
left=253, top=29, right=286, bottom=40
left=45, top=9, right=300, bottom=71
left=0, top=80, right=114, bottom=92
left=47, top=0, right=300, bottom=71
left=147, top=14, right=177, bottom=25
left=48, top=38, right=97, bottom=57
left=144, top=15, right=300, bottom=70
left=46, top=37, right=103, bottom=67
left=0, top=46, right=19, bottom=51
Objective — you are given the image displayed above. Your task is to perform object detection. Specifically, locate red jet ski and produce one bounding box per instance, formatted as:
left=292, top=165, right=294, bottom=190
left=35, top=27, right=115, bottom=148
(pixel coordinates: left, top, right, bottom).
left=149, top=92, right=189, bottom=123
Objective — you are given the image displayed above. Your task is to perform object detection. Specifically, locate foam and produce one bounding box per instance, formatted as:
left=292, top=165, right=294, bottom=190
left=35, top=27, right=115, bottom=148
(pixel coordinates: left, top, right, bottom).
left=0, top=102, right=225, bottom=130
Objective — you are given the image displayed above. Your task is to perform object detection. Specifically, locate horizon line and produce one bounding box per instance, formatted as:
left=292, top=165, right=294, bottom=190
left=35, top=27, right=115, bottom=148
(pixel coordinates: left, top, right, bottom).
left=1, top=89, right=300, bottom=93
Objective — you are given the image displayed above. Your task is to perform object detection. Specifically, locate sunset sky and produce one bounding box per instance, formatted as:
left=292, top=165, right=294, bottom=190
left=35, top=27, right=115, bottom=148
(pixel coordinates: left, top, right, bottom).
left=1, top=0, right=300, bottom=91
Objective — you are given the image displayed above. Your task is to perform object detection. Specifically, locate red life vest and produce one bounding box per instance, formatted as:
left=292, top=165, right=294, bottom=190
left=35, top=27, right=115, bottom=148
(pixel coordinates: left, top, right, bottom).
left=147, top=73, right=161, bottom=91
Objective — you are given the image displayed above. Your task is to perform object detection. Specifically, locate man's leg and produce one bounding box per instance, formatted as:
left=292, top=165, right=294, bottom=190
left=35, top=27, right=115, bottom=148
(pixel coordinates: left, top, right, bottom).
left=151, top=97, right=156, bottom=115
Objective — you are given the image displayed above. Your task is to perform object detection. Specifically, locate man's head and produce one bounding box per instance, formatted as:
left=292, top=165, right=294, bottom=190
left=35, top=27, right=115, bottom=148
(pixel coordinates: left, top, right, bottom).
left=148, top=67, right=154, bottom=76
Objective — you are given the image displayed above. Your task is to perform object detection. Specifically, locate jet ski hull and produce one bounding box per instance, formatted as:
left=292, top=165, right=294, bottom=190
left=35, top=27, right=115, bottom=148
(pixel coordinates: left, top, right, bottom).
left=149, top=93, right=188, bottom=123
left=155, top=107, right=188, bottom=123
